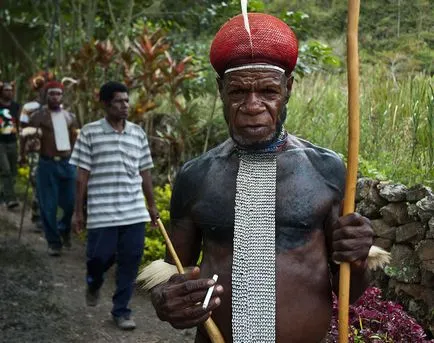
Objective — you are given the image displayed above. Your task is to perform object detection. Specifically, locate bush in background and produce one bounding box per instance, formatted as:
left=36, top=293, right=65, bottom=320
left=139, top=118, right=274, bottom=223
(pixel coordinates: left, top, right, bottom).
left=141, top=184, right=171, bottom=265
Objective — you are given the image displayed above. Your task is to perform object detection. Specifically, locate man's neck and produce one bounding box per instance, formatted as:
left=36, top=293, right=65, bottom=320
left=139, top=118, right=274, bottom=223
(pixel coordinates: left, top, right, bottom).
left=48, top=105, right=62, bottom=112
left=235, top=128, right=288, bottom=154
left=0, top=99, right=11, bottom=106
left=106, top=116, right=125, bottom=132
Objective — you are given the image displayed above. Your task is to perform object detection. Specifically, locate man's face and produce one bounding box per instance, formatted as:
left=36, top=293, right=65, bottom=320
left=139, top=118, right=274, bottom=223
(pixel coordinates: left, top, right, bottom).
left=219, top=69, right=293, bottom=147
left=46, top=89, right=63, bottom=109
left=106, top=92, right=129, bottom=120
left=1, top=86, right=13, bottom=101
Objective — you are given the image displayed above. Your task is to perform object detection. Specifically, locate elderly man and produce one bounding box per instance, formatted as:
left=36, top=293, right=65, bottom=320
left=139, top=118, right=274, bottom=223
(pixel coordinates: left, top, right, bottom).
left=24, top=81, right=78, bottom=256
left=0, top=82, right=20, bottom=209
left=141, top=13, right=377, bottom=343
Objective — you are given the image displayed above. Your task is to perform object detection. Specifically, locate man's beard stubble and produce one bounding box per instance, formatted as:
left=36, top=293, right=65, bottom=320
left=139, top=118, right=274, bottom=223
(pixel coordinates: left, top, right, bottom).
left=227, top=105, right=287, bottom=150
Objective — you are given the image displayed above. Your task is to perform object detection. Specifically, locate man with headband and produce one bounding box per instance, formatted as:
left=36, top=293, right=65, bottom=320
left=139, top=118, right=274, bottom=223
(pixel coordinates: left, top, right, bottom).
left=25, top=81, right=78, bottom=256
left=143, top=14, right=377, bottom=342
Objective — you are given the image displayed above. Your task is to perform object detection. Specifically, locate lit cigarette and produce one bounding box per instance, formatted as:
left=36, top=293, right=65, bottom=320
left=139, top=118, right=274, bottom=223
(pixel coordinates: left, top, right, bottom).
left=202, top=274, right=218, bottom=310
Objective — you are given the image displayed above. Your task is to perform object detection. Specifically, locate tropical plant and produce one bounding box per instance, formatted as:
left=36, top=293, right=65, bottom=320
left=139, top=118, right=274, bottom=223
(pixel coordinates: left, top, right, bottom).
left=327, top=287, right=432, bottom=342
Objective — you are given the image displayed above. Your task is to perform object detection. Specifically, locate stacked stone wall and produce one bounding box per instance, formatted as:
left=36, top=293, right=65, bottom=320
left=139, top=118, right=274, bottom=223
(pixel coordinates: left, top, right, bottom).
left=356, top=179, right=434, bottom=334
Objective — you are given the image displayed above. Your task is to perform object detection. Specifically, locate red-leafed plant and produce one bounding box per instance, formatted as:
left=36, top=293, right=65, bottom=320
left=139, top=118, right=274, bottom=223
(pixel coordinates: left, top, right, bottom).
left=326, top=287, right=432, bottom=343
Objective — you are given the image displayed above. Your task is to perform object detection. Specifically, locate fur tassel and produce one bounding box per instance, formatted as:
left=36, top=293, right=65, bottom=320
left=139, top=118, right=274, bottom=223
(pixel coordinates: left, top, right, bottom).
left=20, top=127, right=42, bottom=138
left=137, top=259, right=179, bottom=291
left=367, top=245, right=391, bottom=271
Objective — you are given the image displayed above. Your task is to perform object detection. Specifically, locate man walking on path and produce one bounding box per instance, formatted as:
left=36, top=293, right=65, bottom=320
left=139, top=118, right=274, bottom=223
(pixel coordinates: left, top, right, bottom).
left=0, top=81, right=21, bottom=210
left=24, top=81, right=78, bottom=256
left=19, top=75, right=47, bottom=231
left=70, top=81, right=158, bottom=331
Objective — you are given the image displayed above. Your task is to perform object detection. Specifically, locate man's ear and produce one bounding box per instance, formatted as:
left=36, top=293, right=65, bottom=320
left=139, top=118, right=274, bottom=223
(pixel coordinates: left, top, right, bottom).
left=283, top=75, right=294, bottom=103
left=286, top=75, right=294, bottom=95
left=217, top=77, right=224, bottom=99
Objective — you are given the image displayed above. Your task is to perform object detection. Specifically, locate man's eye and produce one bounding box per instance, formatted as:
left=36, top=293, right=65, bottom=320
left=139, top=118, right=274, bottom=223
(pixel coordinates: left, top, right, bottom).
left=263, top=88, right=279, bottom=94
left=229, top=89, right=246, bottom=95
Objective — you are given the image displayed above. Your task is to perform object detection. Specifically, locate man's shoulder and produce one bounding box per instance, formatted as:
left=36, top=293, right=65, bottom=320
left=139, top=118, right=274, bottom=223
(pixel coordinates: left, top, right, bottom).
left=285, top=135, right=343, bottom=162
left=62, top=108, right=75, bottom=116
left=181, top=139, right=234, bottom=173
left=126, top=120, right=146, bottom=136
left=30, top=106, right=48, bottom=119
left=284, top=135, right=346, bottom=195
left=80, top=119, right=104, bottom=135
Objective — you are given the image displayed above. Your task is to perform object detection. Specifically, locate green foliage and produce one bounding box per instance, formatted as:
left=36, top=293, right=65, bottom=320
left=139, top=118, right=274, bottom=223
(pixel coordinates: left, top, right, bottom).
left=142, top=236, right=166, bottom=266
left=287, top=67, right=433, bottom=187
left=142, top=184, right=172, bottom=265
left=296, top=40, right=341, bottom=77
left=153, top=184, right=171, bottom=228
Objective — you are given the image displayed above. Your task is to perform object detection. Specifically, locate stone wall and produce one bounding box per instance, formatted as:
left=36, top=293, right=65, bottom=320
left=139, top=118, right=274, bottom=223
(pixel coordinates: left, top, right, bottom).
left=356, top=179, right=434, bottom=335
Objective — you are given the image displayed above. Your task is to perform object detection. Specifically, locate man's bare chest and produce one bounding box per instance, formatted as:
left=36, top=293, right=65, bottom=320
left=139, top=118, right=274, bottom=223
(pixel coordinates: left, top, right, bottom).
left=189, top=154, right=338, bottom=249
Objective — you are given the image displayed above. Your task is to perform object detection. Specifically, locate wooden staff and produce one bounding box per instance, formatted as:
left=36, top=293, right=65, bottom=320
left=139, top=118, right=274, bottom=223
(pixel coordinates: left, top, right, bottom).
left=156, top=218, right=225, bottom=343
left=339, top=0, right=361, bottom=342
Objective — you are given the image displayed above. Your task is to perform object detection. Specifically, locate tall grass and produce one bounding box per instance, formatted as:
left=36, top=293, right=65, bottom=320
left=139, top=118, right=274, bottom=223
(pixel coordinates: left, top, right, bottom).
left=286, top=67, right=434, bottom=187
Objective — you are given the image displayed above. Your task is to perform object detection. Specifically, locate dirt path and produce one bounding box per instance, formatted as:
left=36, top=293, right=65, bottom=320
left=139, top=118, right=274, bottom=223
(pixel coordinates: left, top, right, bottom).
left=0, top=206, right=195, bottom=343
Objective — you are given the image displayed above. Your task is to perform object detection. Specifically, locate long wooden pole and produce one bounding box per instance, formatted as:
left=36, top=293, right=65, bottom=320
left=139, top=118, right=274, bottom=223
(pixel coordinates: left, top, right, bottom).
left=338, top=1, right=361, bottom=342
left=156, top=218, right=225, bottom=343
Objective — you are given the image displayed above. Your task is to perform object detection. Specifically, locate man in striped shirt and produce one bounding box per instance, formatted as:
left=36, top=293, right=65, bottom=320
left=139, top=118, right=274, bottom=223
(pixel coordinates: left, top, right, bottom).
left=70, top=81, right=158, bottom=330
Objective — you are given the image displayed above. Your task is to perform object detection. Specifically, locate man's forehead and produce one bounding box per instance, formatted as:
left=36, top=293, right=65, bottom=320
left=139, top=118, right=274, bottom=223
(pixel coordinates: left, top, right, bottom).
left=225, top=69, right=284, bottom=84
left=47, top=88, right=63, bottom=94
left=112, top=92, right=128, bottom=100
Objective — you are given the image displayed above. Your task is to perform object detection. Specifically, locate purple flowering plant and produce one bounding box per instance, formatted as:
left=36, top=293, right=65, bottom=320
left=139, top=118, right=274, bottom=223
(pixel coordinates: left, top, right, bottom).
left=326, top=287, right=433, bottom=343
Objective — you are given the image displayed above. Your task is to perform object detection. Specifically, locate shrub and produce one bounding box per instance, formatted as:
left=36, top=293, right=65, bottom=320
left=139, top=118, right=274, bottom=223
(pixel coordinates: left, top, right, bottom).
left=327, top=287, right=432, bottom=342
left=142, top=184, right=172, bottom=265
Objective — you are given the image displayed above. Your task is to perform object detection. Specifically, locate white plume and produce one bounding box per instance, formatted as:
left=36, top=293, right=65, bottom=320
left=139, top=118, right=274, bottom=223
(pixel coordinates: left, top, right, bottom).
left=61, top=77, right=78, bottom=86
left=241, top=0, right=251, bottom=35
left=241, top=0, right=254, bottom=55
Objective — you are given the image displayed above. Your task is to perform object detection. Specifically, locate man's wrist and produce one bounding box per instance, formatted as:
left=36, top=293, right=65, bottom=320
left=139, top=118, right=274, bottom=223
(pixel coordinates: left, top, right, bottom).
left=351, top=259, right=369, bottom=273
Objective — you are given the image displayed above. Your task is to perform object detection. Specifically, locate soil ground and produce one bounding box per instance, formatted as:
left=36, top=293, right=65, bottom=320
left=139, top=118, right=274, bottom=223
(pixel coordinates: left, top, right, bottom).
left=0, top=206, right=195, bottom=343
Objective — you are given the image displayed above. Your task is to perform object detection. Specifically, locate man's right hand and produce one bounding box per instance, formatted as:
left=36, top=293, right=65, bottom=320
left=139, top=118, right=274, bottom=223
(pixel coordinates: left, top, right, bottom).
left=72, top=212, right=85, bottom=235
left=18, top=155, right=27, bottom=167
left=151, top=267, right=224, bottom=329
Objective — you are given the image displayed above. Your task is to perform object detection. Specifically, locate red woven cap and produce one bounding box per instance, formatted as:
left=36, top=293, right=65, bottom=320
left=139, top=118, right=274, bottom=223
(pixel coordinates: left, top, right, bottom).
left=44, top=81, right=64, bottom=91
left=210, top=13, right=298, bottom=76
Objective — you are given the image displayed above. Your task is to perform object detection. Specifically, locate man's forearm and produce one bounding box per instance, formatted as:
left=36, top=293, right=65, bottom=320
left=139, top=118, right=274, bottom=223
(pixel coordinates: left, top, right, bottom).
left=141, top=169, right=156, bottom=208
left=75, top=170, right=89, bottom=215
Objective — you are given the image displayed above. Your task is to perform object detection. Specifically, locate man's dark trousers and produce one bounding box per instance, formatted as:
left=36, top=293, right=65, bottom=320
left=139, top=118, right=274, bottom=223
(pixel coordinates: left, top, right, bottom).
left=36, top=156, right=76, bottom=249
left=86, top=222, right=145, bottom=318
left=0, top=141, right=18, bottom=203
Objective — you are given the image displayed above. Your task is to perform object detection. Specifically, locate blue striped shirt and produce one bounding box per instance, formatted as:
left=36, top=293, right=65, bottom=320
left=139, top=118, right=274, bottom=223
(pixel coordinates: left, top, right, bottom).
left=69, top=118, right=153, bottom=229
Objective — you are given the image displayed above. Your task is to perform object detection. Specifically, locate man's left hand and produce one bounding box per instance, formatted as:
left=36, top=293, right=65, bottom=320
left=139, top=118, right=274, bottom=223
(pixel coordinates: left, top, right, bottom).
left=332, top=213, right=373, bottom=268
left=148, top=205, right=159, bottom=227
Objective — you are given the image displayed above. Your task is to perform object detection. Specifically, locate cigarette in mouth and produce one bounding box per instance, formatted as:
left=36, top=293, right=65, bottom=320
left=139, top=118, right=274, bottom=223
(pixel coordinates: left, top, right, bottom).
left=202, top=274, right=218, bottom=310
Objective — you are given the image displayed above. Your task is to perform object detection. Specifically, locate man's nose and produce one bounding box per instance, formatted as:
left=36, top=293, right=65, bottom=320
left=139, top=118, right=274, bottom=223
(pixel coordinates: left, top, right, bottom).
left=241, top=92, right=264, bottom=115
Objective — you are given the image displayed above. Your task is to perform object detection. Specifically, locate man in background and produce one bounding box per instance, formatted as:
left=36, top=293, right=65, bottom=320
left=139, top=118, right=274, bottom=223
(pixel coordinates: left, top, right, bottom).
left=0, top=81, right=20, bottom=209
left=19, top=74, right=47, bottom=231
left=70, top=81, right=158, bottom=330
left=24, top=81, right=78, bottom=256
